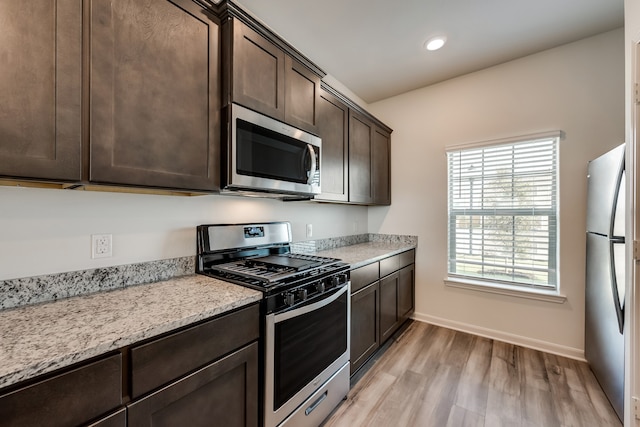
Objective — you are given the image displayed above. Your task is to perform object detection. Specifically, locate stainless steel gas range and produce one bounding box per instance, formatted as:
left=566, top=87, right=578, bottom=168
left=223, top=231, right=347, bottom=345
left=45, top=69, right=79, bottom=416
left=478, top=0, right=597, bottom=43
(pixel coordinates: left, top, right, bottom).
left=196, top=222, right=350, bottom=427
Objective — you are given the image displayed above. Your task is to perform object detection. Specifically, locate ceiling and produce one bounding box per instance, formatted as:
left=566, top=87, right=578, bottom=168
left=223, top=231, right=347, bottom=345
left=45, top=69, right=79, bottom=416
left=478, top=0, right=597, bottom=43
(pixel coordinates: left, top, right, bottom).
left=234, top=0, right=624, bottom=103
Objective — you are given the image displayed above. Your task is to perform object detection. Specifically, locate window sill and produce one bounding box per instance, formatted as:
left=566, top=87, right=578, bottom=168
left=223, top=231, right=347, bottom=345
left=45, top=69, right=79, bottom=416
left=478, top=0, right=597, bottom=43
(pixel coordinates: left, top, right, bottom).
left=444, top=277, right=567, bottom=304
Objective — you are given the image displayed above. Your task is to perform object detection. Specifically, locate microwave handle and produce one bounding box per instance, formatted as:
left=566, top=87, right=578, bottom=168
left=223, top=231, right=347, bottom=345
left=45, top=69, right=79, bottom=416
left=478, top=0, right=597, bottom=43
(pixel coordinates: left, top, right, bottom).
left=306, top=144, right=317, bottom=185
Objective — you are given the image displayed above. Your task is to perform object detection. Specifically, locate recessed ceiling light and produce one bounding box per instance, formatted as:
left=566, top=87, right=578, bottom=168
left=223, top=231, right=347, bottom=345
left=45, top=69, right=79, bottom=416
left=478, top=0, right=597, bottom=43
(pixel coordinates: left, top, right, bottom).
left=425, top=36, right=447, bottom=51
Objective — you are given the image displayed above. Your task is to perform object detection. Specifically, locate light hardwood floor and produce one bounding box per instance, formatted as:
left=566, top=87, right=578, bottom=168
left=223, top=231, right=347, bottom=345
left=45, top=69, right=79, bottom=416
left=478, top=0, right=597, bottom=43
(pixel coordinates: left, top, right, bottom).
left=323, top=320, right=621, bottom=427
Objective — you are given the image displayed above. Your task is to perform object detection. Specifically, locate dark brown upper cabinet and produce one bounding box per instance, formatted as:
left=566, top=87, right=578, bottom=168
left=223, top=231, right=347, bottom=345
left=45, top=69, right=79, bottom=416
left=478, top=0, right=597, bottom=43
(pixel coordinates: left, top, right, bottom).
left=348, top=110, right=374, bottom=204
left=226, top=18, right=285, bottom=121
left=223, top=18, right=320, bottom=134
left=347, top=108, right=392, bottom=206
left=315, top=87, right=349, bottom=202
left=89, top=0, right=220, bottom=191
left=372, top=126, right=391, bottom=205
left=0, top=0, right=82, bottom=182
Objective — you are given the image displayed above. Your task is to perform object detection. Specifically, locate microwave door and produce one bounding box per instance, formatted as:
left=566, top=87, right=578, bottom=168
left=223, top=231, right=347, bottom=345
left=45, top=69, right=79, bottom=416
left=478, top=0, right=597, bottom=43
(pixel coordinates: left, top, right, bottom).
left=229, top=104, right=321, bottom=196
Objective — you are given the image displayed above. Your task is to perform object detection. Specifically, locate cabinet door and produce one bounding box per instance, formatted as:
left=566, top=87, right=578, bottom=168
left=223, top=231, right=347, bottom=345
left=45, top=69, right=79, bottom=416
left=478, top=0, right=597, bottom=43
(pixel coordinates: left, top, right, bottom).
left=350, top=282, right=379, bottom=374
left=284, top=56, right=320, bottom=133
left=231, top=19, right=285, bottom=120
left=128, top=342, right=259, bottom=427
left=372, top=127, right=391, bottom=205
left=0, top=354, right=122, bottom=427
left=90, top=0, right=220, bottom=191
left=348, top=110, right=373, bottom=204
left=88, top=408, right=126, bottom=427
left=315, top=88, right=349, bottom=202
left=0, top=0, right=81, bottom=181
left=398, top=264, right=415, bottom=323
left=130, top=303, right=259, bottom=399
left=379, top=272, right=399, bottom=343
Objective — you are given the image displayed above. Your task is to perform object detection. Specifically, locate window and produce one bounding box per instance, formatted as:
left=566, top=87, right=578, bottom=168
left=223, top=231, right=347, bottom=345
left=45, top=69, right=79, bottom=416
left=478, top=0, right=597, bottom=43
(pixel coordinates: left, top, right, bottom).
left=446, top=132, right=560, bottom=291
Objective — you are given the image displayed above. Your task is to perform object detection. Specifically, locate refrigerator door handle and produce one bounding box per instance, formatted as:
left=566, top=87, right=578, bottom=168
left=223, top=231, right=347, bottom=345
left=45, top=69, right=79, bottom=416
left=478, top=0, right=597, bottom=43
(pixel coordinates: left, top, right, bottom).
left=610, top=240, right=625, bottom=333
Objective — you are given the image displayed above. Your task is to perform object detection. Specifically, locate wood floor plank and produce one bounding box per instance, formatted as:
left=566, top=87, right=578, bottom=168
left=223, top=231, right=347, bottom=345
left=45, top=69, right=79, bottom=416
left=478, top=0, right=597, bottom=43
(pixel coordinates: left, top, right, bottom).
left=520, top=384, right=560, bottom=426
left=411, top=363, right=463, bottom=427
left=368, top=370, right=429, bottom=426
left=489, top=341, right=521, bottom=396
left=543, top=352, right=617, bottom=427
left=485, top=389, right=522, bottom=427
left=453, top=334, right=492, bottom=415
left=413, top=324, right=457, bottom=375
left=445, top=405, right=484, bottom=427
left=322, top=370, right=397, bottom=427
left=375, top=321, right=436, bottom=377
left=575, top=360, right=622, bottom=426
left=323, top=321, right=622, bottom=427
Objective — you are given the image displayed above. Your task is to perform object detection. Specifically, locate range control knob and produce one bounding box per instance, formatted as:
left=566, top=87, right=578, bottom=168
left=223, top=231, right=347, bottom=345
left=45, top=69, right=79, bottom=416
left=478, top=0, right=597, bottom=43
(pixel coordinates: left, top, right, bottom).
left=297, top=288, right=308, bottom=301
left=284, top=292, right=296, bottom=306
left=331, top=275, right=341, bottom=287
left=316, top=281, right=326, bottom=293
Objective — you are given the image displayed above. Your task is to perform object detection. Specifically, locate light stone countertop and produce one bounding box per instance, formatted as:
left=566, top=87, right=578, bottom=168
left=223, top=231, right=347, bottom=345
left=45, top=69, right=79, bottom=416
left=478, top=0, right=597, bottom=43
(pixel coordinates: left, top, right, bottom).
left=0, top=240, right=415, bottom=392
left=316, top=241, right=416, bottom=269
left=0, top=275, right=262, bottom=389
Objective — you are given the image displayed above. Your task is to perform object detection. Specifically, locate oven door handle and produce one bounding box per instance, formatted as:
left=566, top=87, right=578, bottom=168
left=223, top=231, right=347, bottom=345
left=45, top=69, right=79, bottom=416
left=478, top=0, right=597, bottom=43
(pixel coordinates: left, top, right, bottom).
left=273, top=283, right=349, bottom=323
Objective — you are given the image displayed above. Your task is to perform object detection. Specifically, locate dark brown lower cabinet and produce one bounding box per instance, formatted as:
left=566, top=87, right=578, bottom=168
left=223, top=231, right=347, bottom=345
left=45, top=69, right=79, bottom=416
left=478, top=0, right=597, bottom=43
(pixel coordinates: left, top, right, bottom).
left=350, top=281, right=380, bottom=374
left=379, top=273, right=400, bottom=344
left=398, top=264, right=415, bottom=323
left=88, top=408, right=127, bottom=427
left=0, top=353, right=122, bottom=427
left=349, top=249, right=415, bottom=377
left=128, top=341, right=259, bottom=427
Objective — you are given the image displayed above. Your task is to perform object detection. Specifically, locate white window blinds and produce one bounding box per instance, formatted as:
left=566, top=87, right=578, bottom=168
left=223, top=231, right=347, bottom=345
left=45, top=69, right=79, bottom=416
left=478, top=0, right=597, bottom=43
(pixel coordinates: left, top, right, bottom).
left=447, top=134, right=559, bottom=289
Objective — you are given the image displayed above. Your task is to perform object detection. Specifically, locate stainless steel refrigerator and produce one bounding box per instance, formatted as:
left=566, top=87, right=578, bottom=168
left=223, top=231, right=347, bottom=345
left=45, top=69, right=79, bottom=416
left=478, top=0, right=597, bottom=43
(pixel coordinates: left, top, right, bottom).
left=585, top=143, right=625, bottom=421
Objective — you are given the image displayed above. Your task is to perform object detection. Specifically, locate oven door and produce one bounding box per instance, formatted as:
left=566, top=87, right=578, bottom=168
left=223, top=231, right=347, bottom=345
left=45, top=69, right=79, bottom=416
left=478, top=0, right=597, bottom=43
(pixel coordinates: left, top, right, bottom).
left=265, top=283, right=350, bottom=427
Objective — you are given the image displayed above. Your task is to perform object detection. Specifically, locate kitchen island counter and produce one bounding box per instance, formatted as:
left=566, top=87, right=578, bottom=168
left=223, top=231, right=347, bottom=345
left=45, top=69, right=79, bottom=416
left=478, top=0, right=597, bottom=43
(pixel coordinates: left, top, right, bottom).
left=0, top=275, right=261, bottom=389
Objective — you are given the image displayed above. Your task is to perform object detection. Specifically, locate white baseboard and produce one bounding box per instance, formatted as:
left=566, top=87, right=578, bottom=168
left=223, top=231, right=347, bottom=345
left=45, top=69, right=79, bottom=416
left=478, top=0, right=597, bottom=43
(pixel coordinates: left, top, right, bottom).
left=412, top=312, right=585, bottom=361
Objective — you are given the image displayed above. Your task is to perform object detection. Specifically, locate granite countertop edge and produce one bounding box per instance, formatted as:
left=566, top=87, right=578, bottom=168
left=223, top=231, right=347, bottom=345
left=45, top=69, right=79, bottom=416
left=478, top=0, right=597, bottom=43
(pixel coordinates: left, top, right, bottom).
left=315, top=241, right=417, bottom=269
left=0, top=240, right=416, bottom=390
left=0, top=276, right=262, bottom=390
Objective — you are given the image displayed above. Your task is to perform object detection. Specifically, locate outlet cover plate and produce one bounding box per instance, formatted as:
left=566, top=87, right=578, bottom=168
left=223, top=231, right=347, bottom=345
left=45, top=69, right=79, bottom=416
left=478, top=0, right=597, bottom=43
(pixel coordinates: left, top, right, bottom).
left=92, top=234, right=112, bottom=259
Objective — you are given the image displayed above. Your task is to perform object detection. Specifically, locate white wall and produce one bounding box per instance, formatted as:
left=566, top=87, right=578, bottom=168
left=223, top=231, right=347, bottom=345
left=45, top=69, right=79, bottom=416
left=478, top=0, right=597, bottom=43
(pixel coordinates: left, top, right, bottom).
left=367, top=28, right=625, bottom=357
left=0, top=187, right=367, bottom=280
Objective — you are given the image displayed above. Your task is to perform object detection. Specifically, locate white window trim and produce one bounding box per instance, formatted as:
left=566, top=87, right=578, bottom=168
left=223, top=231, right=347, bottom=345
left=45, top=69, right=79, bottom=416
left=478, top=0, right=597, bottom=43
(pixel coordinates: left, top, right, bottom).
left=445, top=130, right=565, bottom=151
left=444, top=275, right=567, bottom=303
left=446, top=130, right=565, bottom=300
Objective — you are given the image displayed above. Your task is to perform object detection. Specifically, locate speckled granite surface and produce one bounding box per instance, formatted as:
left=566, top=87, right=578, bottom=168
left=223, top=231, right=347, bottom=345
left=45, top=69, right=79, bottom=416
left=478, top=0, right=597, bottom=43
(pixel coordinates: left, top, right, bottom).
left=0, top=275, right=261, bottom=389
left=0, top=256, right=195, bottom=311
left=314, top=240, right=417, bottom=269
left=292, top=234, right=417, bottom=268
left=0, top=233, right=416, bottom=391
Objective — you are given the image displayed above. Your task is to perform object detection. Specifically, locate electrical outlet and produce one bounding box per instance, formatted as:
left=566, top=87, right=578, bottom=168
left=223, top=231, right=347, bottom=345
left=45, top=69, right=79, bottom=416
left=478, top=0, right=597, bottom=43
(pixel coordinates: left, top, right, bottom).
left=92, top=234, right=112, bottom=259
left=306, top=224, right=313, bottom=238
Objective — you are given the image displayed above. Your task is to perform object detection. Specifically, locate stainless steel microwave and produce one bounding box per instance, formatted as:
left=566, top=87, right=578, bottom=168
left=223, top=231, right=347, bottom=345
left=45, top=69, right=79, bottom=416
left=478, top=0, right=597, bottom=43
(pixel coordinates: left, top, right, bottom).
left=222, top=103, right=321, bottom=198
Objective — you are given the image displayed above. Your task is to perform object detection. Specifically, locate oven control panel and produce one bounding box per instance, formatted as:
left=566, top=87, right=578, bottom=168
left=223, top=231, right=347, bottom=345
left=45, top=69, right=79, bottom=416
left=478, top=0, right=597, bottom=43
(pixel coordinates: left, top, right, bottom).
left=277, top=272, right=349, bottom=311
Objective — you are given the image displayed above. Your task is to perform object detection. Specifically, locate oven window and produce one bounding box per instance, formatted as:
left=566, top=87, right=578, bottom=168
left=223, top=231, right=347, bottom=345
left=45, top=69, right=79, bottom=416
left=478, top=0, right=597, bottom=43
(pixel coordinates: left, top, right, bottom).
left=273, top=292, right=347, bottom=410
left=236, top=118, right=317, bottom=184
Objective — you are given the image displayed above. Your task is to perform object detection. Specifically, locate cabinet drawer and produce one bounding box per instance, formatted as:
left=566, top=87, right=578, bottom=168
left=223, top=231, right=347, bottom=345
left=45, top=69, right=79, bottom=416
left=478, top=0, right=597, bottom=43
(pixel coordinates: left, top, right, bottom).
left=128, top=342, right=259, bottom=427
left=379, top=254, right=399, bottom=278
left=87, top=408, right=126, bottom=427
left=399, top=249, right=415, bottom=269
left=380, top=249, right=415, bottom=277
left=0, top=353, right=122, bottom=427
left=130, top=303, right=259, bottom=399
left=351, top=262, right=379, bottom=293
